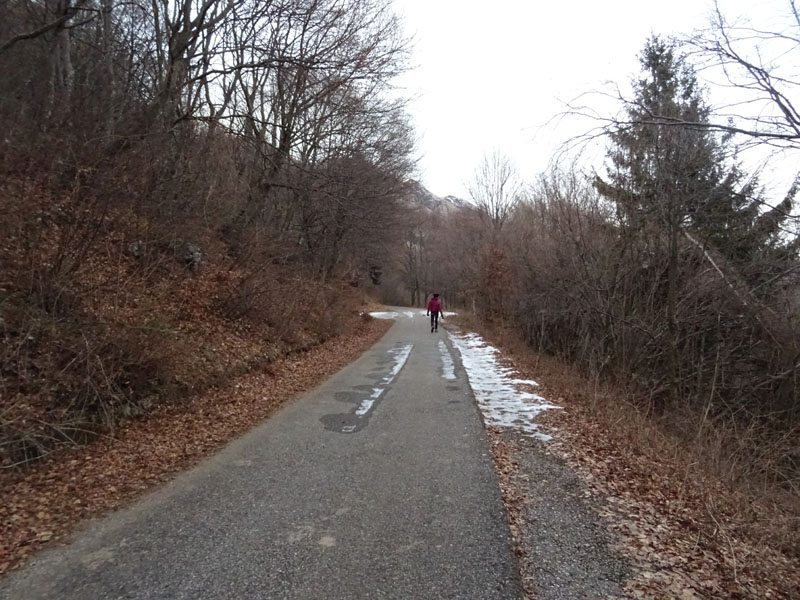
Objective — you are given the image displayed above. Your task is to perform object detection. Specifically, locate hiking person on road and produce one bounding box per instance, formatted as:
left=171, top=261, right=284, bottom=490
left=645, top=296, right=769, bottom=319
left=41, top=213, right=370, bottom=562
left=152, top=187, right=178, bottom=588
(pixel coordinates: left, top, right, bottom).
left=427, top=293, right=443, bottom=333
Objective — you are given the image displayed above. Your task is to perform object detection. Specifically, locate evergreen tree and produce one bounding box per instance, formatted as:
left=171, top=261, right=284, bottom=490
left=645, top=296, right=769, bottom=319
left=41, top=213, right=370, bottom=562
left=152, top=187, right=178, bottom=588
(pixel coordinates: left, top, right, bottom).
left=596, top=36, right=797, bottom=287
left=596, top=36, right=799, bottom=403
left=595, top=37, right=722, bottom=237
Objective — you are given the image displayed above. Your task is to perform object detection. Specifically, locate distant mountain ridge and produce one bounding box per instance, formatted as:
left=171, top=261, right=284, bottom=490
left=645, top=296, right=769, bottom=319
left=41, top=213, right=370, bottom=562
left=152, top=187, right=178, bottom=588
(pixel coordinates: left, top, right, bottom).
left=401, top=179, right=467, bottom=213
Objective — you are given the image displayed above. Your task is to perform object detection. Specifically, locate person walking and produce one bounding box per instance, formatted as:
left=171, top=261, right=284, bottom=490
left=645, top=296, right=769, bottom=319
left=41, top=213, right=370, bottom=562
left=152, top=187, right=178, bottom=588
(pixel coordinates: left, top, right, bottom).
left=427, top=293, right=443, bottom=333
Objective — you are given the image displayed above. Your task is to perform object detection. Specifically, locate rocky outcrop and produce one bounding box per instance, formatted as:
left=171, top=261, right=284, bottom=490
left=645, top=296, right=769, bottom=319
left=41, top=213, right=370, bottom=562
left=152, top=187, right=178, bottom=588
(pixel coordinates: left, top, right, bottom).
left=401, top=179, right=467, bottom=213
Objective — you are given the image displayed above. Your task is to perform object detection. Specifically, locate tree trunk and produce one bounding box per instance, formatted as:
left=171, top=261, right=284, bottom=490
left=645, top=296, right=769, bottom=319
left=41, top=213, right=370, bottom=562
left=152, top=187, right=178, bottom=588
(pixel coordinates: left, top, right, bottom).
left=101, top=0, right=115, bottom=138
left=666, top=218, right=680, bottom=406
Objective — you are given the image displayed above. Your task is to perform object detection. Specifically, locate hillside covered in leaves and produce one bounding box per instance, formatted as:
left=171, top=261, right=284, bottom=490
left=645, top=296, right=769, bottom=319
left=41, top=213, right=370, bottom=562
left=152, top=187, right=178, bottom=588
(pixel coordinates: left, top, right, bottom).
left=0, top=0, right=417, bottom=467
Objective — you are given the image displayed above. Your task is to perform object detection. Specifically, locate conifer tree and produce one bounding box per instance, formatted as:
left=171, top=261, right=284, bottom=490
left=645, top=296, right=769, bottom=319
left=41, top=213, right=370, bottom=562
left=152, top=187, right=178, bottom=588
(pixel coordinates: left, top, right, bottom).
left=597, top=36, right=797, bottom=292
left=596, top=37, right=799, bottom=402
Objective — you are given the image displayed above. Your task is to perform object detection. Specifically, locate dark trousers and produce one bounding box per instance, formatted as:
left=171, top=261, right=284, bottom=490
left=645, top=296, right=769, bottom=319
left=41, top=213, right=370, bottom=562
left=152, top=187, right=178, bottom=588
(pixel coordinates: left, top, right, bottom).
left=430, top=311, right=439, bottom=330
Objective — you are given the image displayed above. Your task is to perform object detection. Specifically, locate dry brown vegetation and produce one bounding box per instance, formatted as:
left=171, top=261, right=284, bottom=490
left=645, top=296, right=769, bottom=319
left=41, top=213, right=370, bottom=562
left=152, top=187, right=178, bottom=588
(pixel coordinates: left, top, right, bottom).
left=0, top=172, right=388, bottom=467
left=1, top=0, right=415, bottom=470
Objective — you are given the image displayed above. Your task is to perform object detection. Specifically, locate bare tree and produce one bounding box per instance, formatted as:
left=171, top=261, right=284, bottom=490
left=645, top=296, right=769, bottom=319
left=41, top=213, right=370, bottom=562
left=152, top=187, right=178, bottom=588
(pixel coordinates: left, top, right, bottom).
left=0, top=0, right=90, bottom=55
left=466, top=150, right=523, bottom=232
left=563, top=1, right=800, bottom=159
left=684, top=0, right=800, bottom=149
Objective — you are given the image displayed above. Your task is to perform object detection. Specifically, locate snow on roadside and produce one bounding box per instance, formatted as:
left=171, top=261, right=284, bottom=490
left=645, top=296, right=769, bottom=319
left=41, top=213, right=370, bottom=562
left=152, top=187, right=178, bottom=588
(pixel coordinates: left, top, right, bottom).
left=450, top=332, right=559, bottom=440
left=416, top=310, right=456, bottom=317
left=368, top=310, right=457, bottom=320
left=368, top=311, right=400, bottom=319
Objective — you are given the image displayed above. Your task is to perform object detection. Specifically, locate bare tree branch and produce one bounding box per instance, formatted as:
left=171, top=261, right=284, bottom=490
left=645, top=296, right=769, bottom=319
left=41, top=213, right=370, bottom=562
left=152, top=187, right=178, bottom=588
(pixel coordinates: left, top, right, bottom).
left=0, top=0, right=91, bottom=54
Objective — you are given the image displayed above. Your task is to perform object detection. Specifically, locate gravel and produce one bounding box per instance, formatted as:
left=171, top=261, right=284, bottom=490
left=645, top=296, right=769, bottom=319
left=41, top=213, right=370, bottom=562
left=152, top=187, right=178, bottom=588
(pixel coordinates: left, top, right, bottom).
left=494, top=431, right=631, bottom=600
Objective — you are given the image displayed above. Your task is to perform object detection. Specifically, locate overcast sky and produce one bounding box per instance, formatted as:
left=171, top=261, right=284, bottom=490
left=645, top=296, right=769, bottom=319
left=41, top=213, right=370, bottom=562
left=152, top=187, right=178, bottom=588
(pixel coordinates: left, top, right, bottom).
left=391, top=0, right=793, bottom=199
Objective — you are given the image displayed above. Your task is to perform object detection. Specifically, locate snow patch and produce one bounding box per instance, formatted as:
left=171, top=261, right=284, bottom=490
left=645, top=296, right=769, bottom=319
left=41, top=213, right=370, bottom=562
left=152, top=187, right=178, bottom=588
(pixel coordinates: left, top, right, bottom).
left=438, top=340, right=456, bottom=380
left=449, top=332, right=559, bottom=440
left=508, top=378, right=539, bottom=387
left=354, top=387, right=384, bottom=416
left=387, top=344, right=413, bottom=380
left=418, top=310, right=456, bottom=317
left=369, top=311, right=400, bottom=319
left=369, top=310, right=435, bottom=319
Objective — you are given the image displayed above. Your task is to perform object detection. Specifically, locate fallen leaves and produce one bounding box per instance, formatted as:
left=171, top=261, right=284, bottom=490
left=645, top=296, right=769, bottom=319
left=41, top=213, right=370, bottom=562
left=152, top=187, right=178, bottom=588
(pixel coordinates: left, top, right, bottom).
left=544, top=402, right=800, bottom=599
left=486, top=431, right=535, bottom=598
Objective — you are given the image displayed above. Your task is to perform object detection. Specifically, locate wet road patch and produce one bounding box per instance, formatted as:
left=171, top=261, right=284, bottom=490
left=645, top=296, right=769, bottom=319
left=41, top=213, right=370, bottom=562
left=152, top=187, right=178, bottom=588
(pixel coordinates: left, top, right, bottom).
left=321, top=343, right=413, bottom=434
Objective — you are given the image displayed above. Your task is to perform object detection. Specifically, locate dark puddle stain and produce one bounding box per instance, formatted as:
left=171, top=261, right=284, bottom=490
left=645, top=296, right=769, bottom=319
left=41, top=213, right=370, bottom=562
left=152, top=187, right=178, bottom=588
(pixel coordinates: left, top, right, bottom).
left=320, top=413, right=363, bottom=433
left=353, top=384, right=378, bottom=391
left=448, top=400, right=461, bottom=404
left=321, top=383, right=395, bottom=433
left=334, top=391, right=361, bottom=403
left=446, top=385, right=459, bottom=391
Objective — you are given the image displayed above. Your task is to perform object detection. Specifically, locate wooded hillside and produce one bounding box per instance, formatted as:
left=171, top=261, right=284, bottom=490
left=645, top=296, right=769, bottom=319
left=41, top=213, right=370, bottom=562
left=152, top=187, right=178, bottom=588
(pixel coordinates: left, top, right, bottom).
left=0, top=0, right=416, bottom=466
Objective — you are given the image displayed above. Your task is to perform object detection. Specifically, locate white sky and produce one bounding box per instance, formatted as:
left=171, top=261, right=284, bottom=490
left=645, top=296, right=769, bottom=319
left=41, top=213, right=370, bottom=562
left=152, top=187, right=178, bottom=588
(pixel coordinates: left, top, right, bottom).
left=392, top=0, right=795, bottom=199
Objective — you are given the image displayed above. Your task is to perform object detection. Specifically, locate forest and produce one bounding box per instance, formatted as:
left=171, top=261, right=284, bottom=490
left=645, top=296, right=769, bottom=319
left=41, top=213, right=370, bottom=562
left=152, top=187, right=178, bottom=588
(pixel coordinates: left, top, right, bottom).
left=0, top=0, right=417, bottom=465
left=1, top=0, right=798, bottom=511
left=395, top=35, right=800, bottom=495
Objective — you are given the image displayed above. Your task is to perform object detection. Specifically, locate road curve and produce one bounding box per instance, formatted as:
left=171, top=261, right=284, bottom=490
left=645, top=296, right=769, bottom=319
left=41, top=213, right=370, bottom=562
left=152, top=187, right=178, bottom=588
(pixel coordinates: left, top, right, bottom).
left=0, top=308, right=522, bottom=599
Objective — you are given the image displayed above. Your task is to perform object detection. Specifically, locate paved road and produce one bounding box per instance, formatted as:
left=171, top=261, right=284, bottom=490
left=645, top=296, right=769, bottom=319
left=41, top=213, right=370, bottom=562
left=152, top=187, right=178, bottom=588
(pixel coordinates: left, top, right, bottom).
left=0, top=310, right=522, bottom=599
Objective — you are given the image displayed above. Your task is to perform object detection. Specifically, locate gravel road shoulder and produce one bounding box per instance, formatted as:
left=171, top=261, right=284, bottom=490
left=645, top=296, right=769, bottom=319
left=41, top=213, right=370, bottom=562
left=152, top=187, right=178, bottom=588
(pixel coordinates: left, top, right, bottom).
left=447, top=324, right=630, bottom=599
left=490, top=429, right=629, bottom=600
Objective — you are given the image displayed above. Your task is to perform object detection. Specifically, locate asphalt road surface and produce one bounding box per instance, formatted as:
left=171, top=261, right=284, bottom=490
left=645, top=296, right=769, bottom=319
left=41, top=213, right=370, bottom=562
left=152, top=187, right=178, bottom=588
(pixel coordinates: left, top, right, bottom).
left=0, top=310, right=522, bottom=599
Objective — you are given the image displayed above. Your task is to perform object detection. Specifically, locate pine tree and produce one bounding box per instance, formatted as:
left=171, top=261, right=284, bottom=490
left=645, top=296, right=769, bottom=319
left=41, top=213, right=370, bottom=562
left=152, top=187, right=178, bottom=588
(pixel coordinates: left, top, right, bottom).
left=596, top=36, right=797, bottom=286
left=595, top=37, right=800, bottom=404
left=595, top=37, right=720, bottom=402
left=595, top=37, right=722, bottom=236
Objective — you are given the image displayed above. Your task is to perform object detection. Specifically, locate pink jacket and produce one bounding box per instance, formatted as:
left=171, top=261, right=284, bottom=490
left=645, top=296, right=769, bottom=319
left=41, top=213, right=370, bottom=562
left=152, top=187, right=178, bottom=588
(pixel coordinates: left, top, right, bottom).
left=427, top=298, right=442, bottom=313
